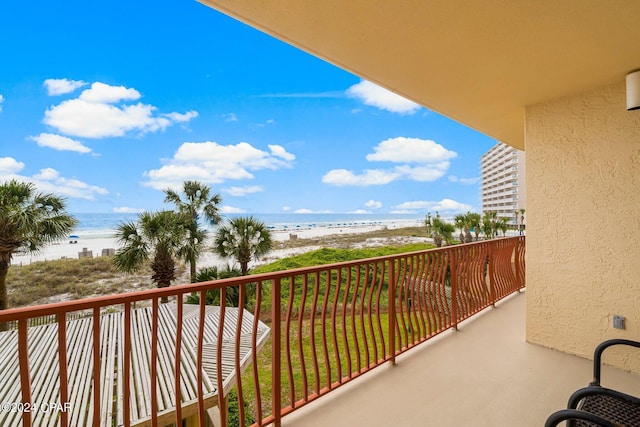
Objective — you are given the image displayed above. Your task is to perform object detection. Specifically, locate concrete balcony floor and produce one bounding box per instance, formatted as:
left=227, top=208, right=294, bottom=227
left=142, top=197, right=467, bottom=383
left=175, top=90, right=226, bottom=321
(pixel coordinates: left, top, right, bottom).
left=282, top=291, right=640, bottom=426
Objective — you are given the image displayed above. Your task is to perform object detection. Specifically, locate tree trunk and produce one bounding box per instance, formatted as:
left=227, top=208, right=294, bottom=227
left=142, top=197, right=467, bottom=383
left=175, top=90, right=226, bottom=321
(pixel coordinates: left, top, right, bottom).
left=465, top=230, right=473, bottom=243
left=190, top=259, right=197, bottom=284
left=240, top=262, right=249, bottom=276
left=151, top=247, right=176, bottom=304
left=189, top=232, right=197, bottom=284
left=158, top=280, right=170, bottom=304
left=0, top=259, right=9, bottom=330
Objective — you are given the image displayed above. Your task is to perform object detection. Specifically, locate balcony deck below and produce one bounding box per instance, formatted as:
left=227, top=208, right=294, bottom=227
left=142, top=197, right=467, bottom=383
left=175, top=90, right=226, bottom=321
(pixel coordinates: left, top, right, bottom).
left=282, top=291, right=640, bottom=426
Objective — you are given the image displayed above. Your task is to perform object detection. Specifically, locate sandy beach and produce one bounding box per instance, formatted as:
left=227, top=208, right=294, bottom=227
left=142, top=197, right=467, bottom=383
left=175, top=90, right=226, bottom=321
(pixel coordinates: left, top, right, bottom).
left=11, top=218, right=424, bottom=268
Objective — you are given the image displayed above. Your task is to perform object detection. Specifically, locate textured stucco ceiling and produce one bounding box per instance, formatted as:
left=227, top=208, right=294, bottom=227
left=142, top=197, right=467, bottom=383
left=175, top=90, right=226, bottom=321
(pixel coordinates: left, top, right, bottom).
left=198, top=0, right=640, bottom=150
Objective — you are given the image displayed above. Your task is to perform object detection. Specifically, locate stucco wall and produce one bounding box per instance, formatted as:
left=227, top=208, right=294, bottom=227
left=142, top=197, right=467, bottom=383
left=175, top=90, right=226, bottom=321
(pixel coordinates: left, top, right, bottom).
left=526, top=81, right=640, bottom=371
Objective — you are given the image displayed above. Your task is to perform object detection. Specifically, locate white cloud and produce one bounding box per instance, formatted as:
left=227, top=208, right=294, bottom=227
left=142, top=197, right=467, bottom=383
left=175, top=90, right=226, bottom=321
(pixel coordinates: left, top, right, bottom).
left=44, top=78, right=87, bottom=96
left=31, top=168, right=109, bottom=200
left=43, top=81, right=197, bottom=138
left=0, top=94, right=4, bottom=112
left=322, top=168, right=400, bottom=186
left=163, top=111, right=199, bottom=122
left=255, top=119, right=275, bottom=128
left=269, top=144, right=295, bottom=161
left=394, top=164, right=449, bottom=181
left=448, top=175, right=480, bottom=185
left=143, top=141, right=295, bottom=190
left=113, top=206, right=143, bottom=213
left=392, top=198, right=473, bottom=214
left=346, top=80, right=420, bottom=114
left=29, top=133, right=91, bottom=153
left=0, top=162, right=108, bottom=200
left=322, top=164, right=449, bottom=186
left=224, top=185, right=264, bottom=197
left=364, top=200, right=382, bottom=209
left=323, top=137, right=456, bottom=187
left=220, top=205, right=246, bottom=214
left=349, top=209, right=370, bottom=214
left=79, top=82, right=140, bottom=103
left=0, top=157, right=25, bottom=174
left=282, top=206, right=291, bottom=212
left=293, top=208, right=334, bottom=214
left=366, top=137, right=457, bottom=163
left=223, top=113, right=238, bottom=122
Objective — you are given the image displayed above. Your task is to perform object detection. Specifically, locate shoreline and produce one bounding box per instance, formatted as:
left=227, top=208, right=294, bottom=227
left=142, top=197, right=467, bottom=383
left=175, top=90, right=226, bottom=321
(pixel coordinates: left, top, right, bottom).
left=11, top=219, right=423, bottom=267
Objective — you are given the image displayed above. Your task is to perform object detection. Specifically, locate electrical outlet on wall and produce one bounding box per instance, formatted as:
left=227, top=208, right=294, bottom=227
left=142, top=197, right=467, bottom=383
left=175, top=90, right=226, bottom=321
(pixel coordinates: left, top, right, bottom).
left=613, top=315, right=625, bottom=330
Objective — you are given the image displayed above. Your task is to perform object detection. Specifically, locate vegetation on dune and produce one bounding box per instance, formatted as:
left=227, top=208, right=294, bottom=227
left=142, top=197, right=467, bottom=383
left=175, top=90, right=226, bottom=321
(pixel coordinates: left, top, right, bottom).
left=6, top=257, right=164, bottom=307
left=253, top=244, right=432, bottom=274
left=6, top=226, right=431, bottom=310
left=0, top=180, right=77, bottom=318
left=184, top=265, right=244, bottom=307
left=273, top=225, right=430, bottom=250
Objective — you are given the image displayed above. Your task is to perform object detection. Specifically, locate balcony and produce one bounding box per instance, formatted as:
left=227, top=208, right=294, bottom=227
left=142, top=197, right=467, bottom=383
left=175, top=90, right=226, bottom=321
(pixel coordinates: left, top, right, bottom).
left=4, top=236, right=636, bottom=426
left=281, top=291, right=640, bottom=426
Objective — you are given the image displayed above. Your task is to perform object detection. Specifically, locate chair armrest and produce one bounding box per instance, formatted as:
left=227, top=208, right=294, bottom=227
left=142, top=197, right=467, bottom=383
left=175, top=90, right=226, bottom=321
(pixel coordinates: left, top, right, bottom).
left=568, top=385, right=640, bottom=409
left=592, top=339, right=640, bottom=385
left=567, top=386, right=640, bottom=409
left=544, top=409, right=618, bottom=427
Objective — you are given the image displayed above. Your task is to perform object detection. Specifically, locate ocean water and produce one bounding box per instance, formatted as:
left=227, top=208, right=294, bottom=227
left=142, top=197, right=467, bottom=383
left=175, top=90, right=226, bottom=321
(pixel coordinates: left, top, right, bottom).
left=69, top=212, right=425, bottom=239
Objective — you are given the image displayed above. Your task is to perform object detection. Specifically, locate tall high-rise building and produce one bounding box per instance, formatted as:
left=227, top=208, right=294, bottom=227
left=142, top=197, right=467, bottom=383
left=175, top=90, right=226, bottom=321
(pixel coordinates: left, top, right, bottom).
left=481, top=142, right=526, bottom=227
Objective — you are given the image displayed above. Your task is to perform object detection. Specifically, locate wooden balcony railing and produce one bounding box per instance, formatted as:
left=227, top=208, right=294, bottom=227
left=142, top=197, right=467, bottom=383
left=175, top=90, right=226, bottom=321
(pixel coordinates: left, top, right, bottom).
left=0, top=236, right=525, bottom=427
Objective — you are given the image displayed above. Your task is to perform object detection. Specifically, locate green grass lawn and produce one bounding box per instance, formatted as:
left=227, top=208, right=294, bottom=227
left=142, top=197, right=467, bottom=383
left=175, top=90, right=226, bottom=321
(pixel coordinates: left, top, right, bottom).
left=229, top=243, right=441, bottom=425
left=235, top=310, right=392, bottom=423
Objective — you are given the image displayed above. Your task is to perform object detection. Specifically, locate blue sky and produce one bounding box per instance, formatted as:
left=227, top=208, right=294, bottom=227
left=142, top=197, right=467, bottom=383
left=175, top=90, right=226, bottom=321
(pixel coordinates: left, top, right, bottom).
left=0, top=0, right=496, bottom=216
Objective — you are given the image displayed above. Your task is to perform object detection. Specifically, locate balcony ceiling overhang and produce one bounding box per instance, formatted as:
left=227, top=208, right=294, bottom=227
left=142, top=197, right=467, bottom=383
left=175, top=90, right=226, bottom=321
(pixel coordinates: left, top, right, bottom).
left=198, top=0, right=640, bottom=150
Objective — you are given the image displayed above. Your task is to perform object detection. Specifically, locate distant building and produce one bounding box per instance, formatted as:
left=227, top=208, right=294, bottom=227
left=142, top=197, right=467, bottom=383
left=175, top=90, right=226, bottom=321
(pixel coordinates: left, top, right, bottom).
left=481, top=141, right=526, bottom=227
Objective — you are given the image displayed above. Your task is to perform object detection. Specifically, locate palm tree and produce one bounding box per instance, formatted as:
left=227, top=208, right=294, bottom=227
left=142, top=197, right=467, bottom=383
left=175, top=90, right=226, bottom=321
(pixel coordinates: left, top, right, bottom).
left=482, top=211, right=498, bottom=239
left=214, top=216, right=273, bottom=276
left=113, top=210, right=187, bottom=303
left=0, top=180, right=77, bottom=314
left=467, top=212, right=482, bottom=241
left=454, top=214, right=466, bottom=243
left=455, top=212, right=475, bottom=243
left=185, top=265, right=243, bottom=306
left=430, top=213, right=455, bottom=247
left=164, top=181, right=222, bottom=284
left=495, top=217, right=509, bottom=237
left=424, top=212, right=434, bottom=237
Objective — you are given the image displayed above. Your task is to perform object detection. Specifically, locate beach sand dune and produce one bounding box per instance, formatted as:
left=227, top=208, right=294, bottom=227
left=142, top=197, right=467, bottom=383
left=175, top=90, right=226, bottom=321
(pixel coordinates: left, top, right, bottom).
left=10, top=220, right=423, bottom=268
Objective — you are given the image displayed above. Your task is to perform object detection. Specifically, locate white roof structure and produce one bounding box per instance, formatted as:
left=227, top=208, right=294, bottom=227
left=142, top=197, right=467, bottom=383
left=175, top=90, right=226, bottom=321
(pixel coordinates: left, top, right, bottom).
left=0, top=303, right=270, bottom=427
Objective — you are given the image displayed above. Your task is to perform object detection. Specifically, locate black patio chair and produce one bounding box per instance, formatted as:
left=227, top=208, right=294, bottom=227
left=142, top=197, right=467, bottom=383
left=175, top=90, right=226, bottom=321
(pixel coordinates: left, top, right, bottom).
left=545, top=339, right=640, bottom=427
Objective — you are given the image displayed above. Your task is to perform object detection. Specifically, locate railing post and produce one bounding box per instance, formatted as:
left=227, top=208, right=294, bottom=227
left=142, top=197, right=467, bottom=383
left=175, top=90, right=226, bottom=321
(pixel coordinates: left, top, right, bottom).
left=388, top=258, right=396, bottom=365
left=92, top=307, right=101, bottom=426
left=217, top=288, right=228, bottom=427
left=57, top=313, right=69, bottom=427
left=515, top=237, right=523, bottom=291
left=488, top=242, right=496, bottom=306
left=450, top=250, right=458, bottom=331
left=18, top=319, right=32, bottom=427
left=272, top=278, right=282, bottom=427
